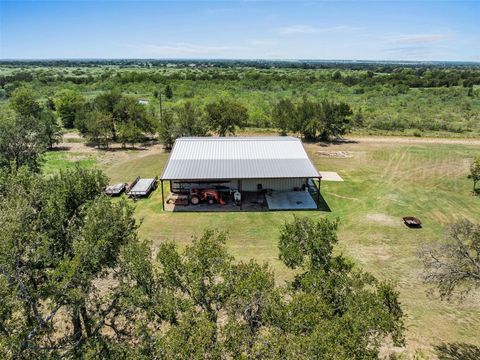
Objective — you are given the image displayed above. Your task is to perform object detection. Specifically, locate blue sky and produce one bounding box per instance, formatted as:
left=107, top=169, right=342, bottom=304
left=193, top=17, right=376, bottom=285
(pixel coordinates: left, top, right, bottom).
left=1, top=1, right=479, bottom=61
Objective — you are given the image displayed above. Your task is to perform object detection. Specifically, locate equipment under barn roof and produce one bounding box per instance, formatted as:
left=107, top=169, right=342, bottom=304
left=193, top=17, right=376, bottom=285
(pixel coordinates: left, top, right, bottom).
left=160, top=137, right=322, bottom=211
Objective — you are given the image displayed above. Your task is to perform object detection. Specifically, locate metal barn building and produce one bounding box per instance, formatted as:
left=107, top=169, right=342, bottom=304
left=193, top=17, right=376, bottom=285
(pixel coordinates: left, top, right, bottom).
left=160, top=137, right=322, bottom=210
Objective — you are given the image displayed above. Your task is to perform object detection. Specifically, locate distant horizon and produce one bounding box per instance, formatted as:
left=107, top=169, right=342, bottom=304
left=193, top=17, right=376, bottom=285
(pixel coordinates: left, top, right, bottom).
left=1, top=58, right=480, bottom=64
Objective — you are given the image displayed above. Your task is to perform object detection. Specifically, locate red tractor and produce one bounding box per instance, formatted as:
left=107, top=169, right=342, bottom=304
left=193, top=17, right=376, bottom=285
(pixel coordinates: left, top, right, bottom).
left=190, top=189, right=226, bottom=205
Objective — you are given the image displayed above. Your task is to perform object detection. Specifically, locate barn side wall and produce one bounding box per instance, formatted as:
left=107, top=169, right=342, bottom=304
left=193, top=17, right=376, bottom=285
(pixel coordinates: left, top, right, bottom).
left=241, top=178, right=306, bottom=191
left=170, top=178, right=307, bottom=193
left=171, top=180, right=232, bottom=193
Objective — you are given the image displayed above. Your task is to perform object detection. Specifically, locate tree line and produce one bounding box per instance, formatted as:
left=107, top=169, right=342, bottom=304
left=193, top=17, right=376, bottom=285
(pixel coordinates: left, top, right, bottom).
left=2, top=66, right=480, bottom=89
left=2, top=63, right=480, bottom=136
left=1, top=84, right=356, bottom=158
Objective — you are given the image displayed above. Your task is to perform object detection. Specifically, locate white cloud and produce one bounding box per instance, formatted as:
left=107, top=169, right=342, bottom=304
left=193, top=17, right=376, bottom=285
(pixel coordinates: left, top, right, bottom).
left=203, top=7, right=236, bottom=15
left=130, top=42, right=246, bottom=57
left=250, top=39, right=278, bottom=46
left=277, top=24, right=364, bottom=35
left=380, top=32, right=455, bottom=60
left=278, top=24, right=318, bottom=34
left=390, top=34, right=452, bottom=45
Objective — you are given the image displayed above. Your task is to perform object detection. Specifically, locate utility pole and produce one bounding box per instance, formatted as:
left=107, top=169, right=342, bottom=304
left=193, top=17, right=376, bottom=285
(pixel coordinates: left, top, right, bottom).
left=158, top=91, right=163, bottom=124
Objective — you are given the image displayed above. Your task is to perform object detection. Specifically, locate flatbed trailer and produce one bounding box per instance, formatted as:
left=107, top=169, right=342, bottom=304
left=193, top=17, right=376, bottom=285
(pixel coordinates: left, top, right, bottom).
left=105, top=183, right=127, bottom=196
left=127, top=177, right=158, bottom=198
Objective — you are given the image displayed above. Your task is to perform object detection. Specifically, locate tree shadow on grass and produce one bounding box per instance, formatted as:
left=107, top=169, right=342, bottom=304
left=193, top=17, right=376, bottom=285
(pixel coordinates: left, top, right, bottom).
left=317, top=139, right=359, bottom=147
left=435, top=342, right=480, bottom=360
left=301, top=138, right=359, bottom=148
left=48, top=145, right=72, bottom=152
left=83, top=142, right=151, bottom=152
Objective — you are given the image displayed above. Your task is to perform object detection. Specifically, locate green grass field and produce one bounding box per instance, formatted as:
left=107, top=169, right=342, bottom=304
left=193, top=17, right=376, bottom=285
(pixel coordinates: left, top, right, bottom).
left=42, top=136, right=480, bottom=357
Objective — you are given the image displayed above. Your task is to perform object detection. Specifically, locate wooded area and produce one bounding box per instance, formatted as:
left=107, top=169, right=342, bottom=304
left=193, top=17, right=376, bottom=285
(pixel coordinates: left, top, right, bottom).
left=1, top=60, right=480, bottom=148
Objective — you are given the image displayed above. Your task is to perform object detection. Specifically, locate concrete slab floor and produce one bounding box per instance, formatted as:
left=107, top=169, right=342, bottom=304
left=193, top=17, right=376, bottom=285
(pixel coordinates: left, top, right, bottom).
left=266, top=191, right=317, bottom=210
left=319, top=171, right=344, bottom=181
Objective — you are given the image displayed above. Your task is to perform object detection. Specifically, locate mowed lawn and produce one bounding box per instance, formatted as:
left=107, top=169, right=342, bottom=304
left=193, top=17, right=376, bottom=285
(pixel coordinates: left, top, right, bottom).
left=43, top=138, right=480, bottom=356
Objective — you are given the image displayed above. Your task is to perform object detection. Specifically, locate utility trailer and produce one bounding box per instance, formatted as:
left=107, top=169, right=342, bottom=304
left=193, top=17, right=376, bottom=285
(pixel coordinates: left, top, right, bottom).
left=127, top=177, right=158, bottom=198
left=105, top=183, right=127, bottom=196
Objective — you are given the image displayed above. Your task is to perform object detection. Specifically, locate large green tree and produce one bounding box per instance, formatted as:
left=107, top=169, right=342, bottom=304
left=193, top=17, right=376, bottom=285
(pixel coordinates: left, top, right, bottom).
left=175, top=101, right=208, bottom=137
left=274, top=216, right=405, bottom=358
left=9, top=87, right=42, bottom=118
left=117, top=121, right=144, bottom=149
left=93, top=90, right=122, bottom=116
left=419, top=219, right=480, bottom=300
left=272, top=98, right=295, bottom=135
left=113, top=96, right=155, bottom=135
left=55, top=89, right=86, bottom=128
left=115, top=229, right=279, bottom=359
left=294, top=97, right=319, bottom=141
left=165, top=84, right=173, bottom=99
left=83, top=111, right=114, bottom=148
left=157, top=110, right=179, bottom=150
left=470, top=156, right=480, bottom=194
left=294, top=98, right=353, bottom=141
left=157, top=102, right=208, bottom=149
left=0, top=166, right=138, bottom=358
left=38, top=109, right=63, bottom=149
left=317, top=100, right=353, bottom=141
left=205, top=99, right=248, bottom=136
left=0, top=111, right=48, bottom=171
left=74, top=91, right=154, bottom=145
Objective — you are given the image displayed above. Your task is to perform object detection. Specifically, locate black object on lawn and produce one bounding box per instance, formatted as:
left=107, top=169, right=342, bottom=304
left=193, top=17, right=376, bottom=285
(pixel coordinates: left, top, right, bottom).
left=403, top=216, right=422, bottom=228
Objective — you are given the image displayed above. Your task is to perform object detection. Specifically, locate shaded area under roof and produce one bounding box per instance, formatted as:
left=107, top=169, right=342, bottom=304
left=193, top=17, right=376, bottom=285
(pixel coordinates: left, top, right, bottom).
left=161, top=137, right=319, bottom=180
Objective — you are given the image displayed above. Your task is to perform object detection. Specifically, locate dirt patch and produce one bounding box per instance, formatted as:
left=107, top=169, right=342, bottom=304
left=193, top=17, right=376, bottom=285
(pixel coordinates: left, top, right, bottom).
left=363, top=245, right=392, bottom=262
left=63, top=131, right=82, bottom=140
left=57, top=141, right=96, bottom=154
left=366, top=213, right=399, bottom=227
left=317, top=150, right=352, bottom=158
left=325, top=192, right=360, bottom=201
left=350, top=136, right=480, bottom=146
left=67, top=153, right=93, bottom=162
left=55, top=138, right=167, bottom=167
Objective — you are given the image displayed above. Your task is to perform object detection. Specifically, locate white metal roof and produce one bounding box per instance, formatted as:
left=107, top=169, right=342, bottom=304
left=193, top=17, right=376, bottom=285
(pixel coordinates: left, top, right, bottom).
left=161, top=137, right=319, bottom=180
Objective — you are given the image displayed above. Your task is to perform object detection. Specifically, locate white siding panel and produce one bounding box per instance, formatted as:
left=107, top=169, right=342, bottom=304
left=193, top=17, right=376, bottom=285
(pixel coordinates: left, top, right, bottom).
left=242, top=178, right=306, bottom=191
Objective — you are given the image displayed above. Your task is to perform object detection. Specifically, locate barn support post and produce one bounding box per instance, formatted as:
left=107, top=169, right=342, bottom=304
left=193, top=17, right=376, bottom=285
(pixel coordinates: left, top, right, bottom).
left=317, top=177, right=321, bottom=210
left=161, top=179, right=165, bottom=211
left=238, top=179, right=242, bottom=210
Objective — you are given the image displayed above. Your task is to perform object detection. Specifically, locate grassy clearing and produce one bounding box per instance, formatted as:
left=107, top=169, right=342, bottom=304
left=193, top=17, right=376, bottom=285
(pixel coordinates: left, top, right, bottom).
left=42, top=137, right=480, bottom=356
left=41, top=151, right=97, bottom=174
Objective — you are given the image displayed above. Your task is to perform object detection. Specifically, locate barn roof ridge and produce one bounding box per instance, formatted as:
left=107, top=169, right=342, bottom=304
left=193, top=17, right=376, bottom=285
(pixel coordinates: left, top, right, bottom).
left=177, top=136, right=301, bottom=141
